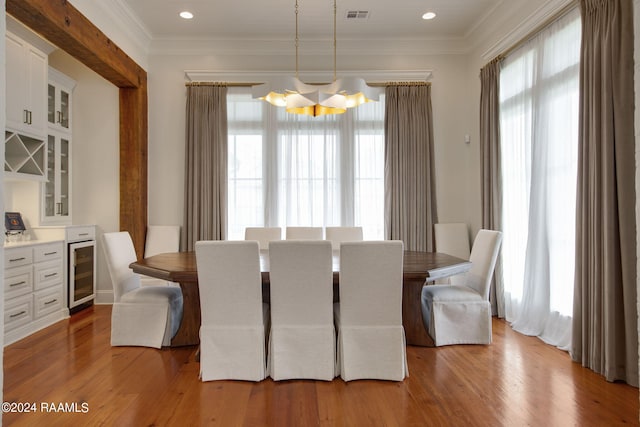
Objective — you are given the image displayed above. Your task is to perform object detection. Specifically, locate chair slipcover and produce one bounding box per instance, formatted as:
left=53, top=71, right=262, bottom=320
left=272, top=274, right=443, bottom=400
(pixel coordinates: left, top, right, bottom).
left=195, top=240, right=268, bottom=381
left=268, top=240, right=335, bottom=380
left=145, top=225, right=181, bottom=257
left=141, top=225, right=181, bottom=287
left=433, top=223, right=470, bottom=286
left=103, top=231, right=183, bottom=348
left=285, top=226, right=323, bottom=240
left=421, top=229, right=502, bottom=346
left=335, top=241, right=408, bottom=381
left=325, top=226, right=364, bottom=251
left=244, top=227, right=282, bottom=250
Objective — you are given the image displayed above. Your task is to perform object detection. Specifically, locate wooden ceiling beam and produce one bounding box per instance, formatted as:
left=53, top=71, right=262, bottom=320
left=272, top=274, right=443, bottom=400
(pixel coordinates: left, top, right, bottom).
left=6, top=0, right=144, bottom=88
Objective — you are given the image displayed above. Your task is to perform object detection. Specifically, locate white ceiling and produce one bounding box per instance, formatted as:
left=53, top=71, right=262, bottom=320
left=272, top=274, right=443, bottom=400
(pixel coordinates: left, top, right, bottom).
left=119, top=0, right=504, bottom=41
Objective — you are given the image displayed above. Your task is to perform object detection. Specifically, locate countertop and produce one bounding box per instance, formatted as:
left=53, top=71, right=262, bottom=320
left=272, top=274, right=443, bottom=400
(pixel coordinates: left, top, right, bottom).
left=4, top=238, right=65, bottom=248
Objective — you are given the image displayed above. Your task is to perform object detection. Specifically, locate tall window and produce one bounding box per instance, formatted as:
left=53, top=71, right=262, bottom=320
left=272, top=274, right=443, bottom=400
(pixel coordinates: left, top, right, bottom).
left=227, top=87, right=385, bottom=240
left=499, top=8, right=580, bottom=350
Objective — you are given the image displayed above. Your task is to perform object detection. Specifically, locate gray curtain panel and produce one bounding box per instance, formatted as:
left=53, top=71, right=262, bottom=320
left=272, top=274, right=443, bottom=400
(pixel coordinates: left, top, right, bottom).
left=183, top=84, right=228, bottom=250
left=572, top=0, right=638, bottom=386
left=479, top=59, right=504, bottom=317
left=384, top=84, right=437, bottom=251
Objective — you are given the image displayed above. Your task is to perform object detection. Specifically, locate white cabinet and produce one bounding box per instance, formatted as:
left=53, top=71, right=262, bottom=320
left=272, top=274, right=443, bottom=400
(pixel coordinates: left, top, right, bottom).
left=5, top=31, right=48, bottom=140
left=4, top=30, right=49, bottom=181
left=41, top=131, right=71, bottom=224
left=47, top=68, right=75, bottom=133
left=3, top=241, right=68, bottom=346
left=41, top=68, right=74, bottom=224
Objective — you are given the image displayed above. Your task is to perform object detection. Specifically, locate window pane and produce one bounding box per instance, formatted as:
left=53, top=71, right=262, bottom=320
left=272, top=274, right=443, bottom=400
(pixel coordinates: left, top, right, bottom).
left=228, top=134, right=263, bottom=240
left=354, top=133, right=384, bottom=239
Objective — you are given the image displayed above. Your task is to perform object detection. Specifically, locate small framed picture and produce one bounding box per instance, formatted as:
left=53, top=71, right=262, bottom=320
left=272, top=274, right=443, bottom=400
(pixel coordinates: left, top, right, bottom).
left=5, top=212, right=26, bottom=231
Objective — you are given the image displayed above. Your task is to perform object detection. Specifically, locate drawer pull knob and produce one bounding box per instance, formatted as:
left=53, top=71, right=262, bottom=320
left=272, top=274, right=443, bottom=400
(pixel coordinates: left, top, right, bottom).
left=9, top=257, right=26, bottom=262
left=78, top=233, right=89, bottom=236
left=44, top=273, right=58, bottom=278
left=44, top=252, right=58, bottom=256
left=44, top=299, right=58, bottom=306
left=9, top=281, right=26, bottom=287
left=9, top=311, right=26, bottom=319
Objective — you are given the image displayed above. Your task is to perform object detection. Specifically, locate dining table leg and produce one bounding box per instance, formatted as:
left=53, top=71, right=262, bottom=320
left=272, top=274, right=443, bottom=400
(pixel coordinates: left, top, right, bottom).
left=170, top=280, right=201, bottom=347
left=402, top=278, right=435, bottom=347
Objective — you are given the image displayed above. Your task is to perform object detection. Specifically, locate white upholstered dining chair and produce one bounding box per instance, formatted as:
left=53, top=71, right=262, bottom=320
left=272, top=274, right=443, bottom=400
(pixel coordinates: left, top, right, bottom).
left=103, top=231, right=183, bottom=348
left=285, top=226, right=323, bottom=240
left=434, top=223, right=470, bottom=260
left=141, top=225, right=181, bottom=287
left=268, top=240, right=335, bottom=380
left=434, top=223, right=470, bottom=285
left=325, top=226, right=364, bottom=251
left=145, top=225, right=181, bottom=257
left=244, top=227, right=282, bottom=250
left=195, top=240, right=268, bottom=381
left=421, top=229, right=502, bottom=346
left=335, top=241, right=408, bottom=381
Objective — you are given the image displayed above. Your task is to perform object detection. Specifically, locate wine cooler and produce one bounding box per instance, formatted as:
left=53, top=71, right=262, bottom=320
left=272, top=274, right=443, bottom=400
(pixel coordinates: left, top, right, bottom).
left=69, top=239, right=96, bottom=311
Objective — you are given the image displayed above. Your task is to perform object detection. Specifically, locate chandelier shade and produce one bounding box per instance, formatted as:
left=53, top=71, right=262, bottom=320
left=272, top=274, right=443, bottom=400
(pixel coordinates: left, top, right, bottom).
left=251, top=0, right=380, bottom=117
left=252, top=76, right=381, bottom=117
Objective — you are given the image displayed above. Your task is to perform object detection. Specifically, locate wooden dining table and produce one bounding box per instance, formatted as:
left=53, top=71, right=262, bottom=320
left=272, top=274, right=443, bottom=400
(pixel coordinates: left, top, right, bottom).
left=130, top=250, right=471, bottom=347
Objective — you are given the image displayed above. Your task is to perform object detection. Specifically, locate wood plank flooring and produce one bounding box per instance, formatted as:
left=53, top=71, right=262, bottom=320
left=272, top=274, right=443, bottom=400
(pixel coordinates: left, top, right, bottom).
left=3, top=305, right=638, bottom=426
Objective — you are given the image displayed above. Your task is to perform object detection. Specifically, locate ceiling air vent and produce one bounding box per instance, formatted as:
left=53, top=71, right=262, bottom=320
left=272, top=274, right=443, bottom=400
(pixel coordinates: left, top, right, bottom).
left=345, top=10, right=369, bottom=20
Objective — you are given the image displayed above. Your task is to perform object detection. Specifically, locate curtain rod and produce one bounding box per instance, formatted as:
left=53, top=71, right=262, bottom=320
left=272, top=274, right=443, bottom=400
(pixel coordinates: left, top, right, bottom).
left=185, top=81, right=430, bottom=87
left=486, top=1, right=579, bottom=66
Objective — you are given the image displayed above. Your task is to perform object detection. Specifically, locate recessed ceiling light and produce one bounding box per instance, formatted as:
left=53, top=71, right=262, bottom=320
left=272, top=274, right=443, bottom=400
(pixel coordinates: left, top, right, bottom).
left=180, top=11, right=194, bottom=20
left=422, top=12, right=436, bottom=20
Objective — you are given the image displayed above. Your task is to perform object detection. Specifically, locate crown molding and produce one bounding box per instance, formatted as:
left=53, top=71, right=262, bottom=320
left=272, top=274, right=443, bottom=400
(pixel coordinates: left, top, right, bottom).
left=480, top=0, right=575, bottom=60
left=185, top=70, right=433, bottom=84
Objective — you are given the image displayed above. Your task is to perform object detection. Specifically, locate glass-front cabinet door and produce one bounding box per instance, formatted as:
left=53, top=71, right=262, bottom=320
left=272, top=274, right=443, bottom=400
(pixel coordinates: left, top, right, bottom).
left=47, top=67, right=74, bottom=132
left=47, top=84, right=55, bottom=126
left=60, top=138, right=69, bottom=216
left=48, top=83, right=70, bottom=130
left=41, top=131, right=71, bottom=224
left=42, top=68, right=74, bottom=225
left=44, top=134, right=56, bottom=217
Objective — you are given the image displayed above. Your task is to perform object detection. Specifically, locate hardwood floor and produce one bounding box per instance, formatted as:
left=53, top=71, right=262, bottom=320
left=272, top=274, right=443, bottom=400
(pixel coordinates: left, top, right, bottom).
left=3, top=305, right=638, bottom=426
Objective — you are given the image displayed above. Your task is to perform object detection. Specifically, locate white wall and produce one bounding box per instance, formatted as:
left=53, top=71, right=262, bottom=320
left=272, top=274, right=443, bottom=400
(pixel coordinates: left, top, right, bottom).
left=147, top=52, right=478, bottom=234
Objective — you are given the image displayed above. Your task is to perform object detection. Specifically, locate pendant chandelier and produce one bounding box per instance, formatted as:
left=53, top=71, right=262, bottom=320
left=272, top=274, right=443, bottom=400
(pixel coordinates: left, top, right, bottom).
left=251, top=0, right=380, bottom=117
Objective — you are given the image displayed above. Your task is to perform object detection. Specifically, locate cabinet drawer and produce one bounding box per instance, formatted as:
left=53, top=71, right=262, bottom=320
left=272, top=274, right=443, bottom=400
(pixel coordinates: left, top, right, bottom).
left=34, top=260, right=63, bottom=291
left=33, top=242, right=64, bottom=263
left=67, top=226, right=95, bottom=242
left=4, top=265, right=33, bottom=299
left=5, top=294, right=33, bottom=331
left=4, top=247, right=33, bottom=268
left=33, top=287, right=63, bottom=319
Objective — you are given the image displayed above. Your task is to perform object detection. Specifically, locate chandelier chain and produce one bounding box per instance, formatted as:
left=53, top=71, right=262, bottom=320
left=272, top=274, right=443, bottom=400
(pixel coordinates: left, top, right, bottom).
left=333, top=0, right=337, bottom=82
left=295, top=0, right=299, bottom=78
left=294, top=0, right=338, bottom=82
